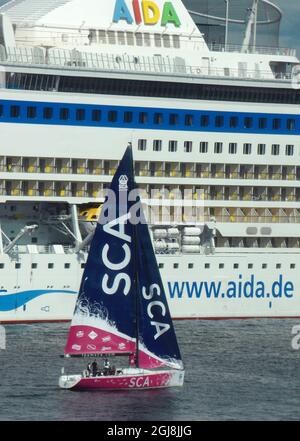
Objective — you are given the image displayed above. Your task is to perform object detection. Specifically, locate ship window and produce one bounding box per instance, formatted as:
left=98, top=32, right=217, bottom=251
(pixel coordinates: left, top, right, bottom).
left=234, top=263, right=239, bottom=269
left=117, top=31, right=126, bottom=45
left=229, top=143, right=237, bottom=154
left=276, top=264, right=281, bottom=269
left=214, top=142, right=223, bottom=154
left=31, top=263, right=38, bottom=269
left=124, top=111, right=133, bottom=123
left=174, top=264, right=179, bottom=269
left=154, top=113, right=163, bottom=124
left=162, top=34, right=171, bottom=48
left=98, top=30, right=107, bottom=44
left=169, top=113, right=179, bottom=125
left=271, top=144, right=280, bottom=156
left=81, top=263, right=86, bottom=269
left=205, top=263, right=210, bottom=269
left=290, top=264, right=296, bottom=269
left=219, top=263, right=224, bottom=269
left=76, top=109, right=85, bottom=121
left=169, top=141, right=178, bottom=152
left=0, top=105, right=3, bottom=116
left=286, top=145, right=294, bottom=156
left=200, top=115, right=209, bottom=127
left=15, top=263, right=21, bottom=269
left=154, top=34, right=161, bottom=47
left=188, top=264, right=194, bottom=269
left=43, top=107, right=53, bottom=119
left=10, top=105, right=20, bottom=118
left=108, top=110, right=117, bottom=122
left=248, top=263, right=253, bottom=269
left=138, top=139, right=147, bottom=151
left=184, top=141, right=193, bottom=153
left=159, top=263, right=164, bottom=269
left=126, top=32, right=134, bottom=46
left=107, top=31, right=116, bottom=44
left=136, top=33, right=143, bottom=46
left=173, top=35, right=180, bottom=49
left=287, top=119, right=296, bottom=130
left=272, top=118, right=281, bottom=130
left=153, top=140, right=162, bottom=152
left=144, top=33, right=151, bottom=47
left=60, top=108, right=69, bottom=120
left=199, top=142, right=208, bottom=153
left=139, top=112, right=148, bottom=124
left=230, top=116, right=238, bottom=128
left=185, top=114, right=194, bottom=126
left=243, top=143, right=252, bottom=155
left=259, top=118, right=267, bottom=129
left=48, top=263, right=54, bottom=269
left=244, top=117, right=253, bottom=128
left=27, top=106, right=37, bottom=119
left=31, top=237, right=37, bottom=244
left=92, top=109, right=101, bottom=122
left=258, top=144, right=266, bottom=155
left=64, top=263, right=71, bottom=269
left=0, top=264, right=4, bottom=269
left=215, top=115, right=224, bottom=127
left=262, top=264, right=267, bottom=269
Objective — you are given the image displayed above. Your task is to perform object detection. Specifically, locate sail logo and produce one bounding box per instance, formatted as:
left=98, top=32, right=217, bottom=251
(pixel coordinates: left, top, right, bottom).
left=88, top=331, right=98, bottom=340
left=113, top=0, right=181, bottom=27
left=129, top=376, right=150, bottom=388
left=119, top=175, right=129, bottom=191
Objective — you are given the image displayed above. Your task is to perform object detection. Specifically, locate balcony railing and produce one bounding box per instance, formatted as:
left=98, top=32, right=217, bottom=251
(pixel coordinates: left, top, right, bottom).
left=209, top=43, right=296, bottom=57
left=0, top=45, right=296, bottom=84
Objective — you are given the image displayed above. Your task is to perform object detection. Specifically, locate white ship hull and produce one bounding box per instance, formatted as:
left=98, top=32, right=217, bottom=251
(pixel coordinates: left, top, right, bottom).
left=1, top=251, right=300, bottom=323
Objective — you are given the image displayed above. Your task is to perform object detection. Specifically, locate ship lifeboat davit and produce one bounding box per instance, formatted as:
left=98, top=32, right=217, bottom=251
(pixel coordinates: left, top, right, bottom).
left=78, top=205, right=102, bottom=235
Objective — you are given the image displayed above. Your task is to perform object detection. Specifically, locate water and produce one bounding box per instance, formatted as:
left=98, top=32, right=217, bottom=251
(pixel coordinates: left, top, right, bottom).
left=0, top=320, right=300, bottom=421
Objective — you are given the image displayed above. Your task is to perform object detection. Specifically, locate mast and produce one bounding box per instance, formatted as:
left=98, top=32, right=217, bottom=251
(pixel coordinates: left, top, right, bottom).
left=134, top=222, right=140, bottom=369
left=242, top=0, right=259, bottom=53
left=130, top=144, right=140, bottom=369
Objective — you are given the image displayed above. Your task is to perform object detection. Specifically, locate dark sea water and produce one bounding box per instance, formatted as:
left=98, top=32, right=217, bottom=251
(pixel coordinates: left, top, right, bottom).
left=0, top=320, right=300, bottom=421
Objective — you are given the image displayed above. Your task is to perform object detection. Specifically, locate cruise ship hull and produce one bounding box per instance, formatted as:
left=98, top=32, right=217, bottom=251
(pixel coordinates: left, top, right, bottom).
left=1, top=252, right=300, bottom=323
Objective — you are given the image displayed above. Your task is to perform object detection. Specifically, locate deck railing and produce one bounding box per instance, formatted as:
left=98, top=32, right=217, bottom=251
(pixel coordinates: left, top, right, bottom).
left=0, top=45, right=297, bottom=83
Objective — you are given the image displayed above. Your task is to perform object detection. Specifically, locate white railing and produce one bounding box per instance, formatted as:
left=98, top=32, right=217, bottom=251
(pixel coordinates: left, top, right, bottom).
left=0, top=45, right=295, bottom=83
left=209, top=43, right=296, bottom=57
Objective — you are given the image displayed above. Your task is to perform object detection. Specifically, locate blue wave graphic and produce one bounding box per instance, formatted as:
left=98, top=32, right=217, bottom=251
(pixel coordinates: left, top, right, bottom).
left=0, top=290, right=77, bottom=312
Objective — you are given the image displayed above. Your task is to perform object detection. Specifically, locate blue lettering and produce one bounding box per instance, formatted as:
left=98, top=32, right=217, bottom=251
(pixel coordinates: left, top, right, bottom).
left=167, top=277, right=295, bottom=303
left=226, top=282, right=236, bottom=299
left=186, top=282, right=204, bottom=299
left=168, top=282, right=185, bottom=299
left=255, top=282, right=265, bottom=299
left=272, top=275, right=283, bottom=298
left=284, top=281, right=294, bottom=298
left=204, top=281, right=222, bottom=299
left=113, top=0, right=134, bottom=24
left=243, top=275, right=254, bottom=299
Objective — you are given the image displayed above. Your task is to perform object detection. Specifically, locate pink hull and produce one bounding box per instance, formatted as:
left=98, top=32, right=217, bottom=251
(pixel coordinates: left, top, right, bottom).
left=60, top=370, right=184, bottom=391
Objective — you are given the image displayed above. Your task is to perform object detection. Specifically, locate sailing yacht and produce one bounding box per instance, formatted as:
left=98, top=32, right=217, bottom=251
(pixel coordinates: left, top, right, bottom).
left=59, top=146, right=185, bottom=391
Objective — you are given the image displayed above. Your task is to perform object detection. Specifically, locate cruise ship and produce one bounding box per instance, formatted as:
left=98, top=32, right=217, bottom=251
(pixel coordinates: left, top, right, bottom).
left=0, top=0, right=300, bottom=323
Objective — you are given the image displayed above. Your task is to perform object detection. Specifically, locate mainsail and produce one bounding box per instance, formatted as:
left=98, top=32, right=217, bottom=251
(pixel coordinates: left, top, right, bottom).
left=64, top=145, right=183, bottom=371
left=64, top=146, right=137, bottom=356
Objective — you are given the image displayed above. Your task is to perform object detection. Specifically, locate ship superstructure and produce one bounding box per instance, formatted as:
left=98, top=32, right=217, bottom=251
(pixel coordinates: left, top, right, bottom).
left=0, top=0, right=300, bottom=323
